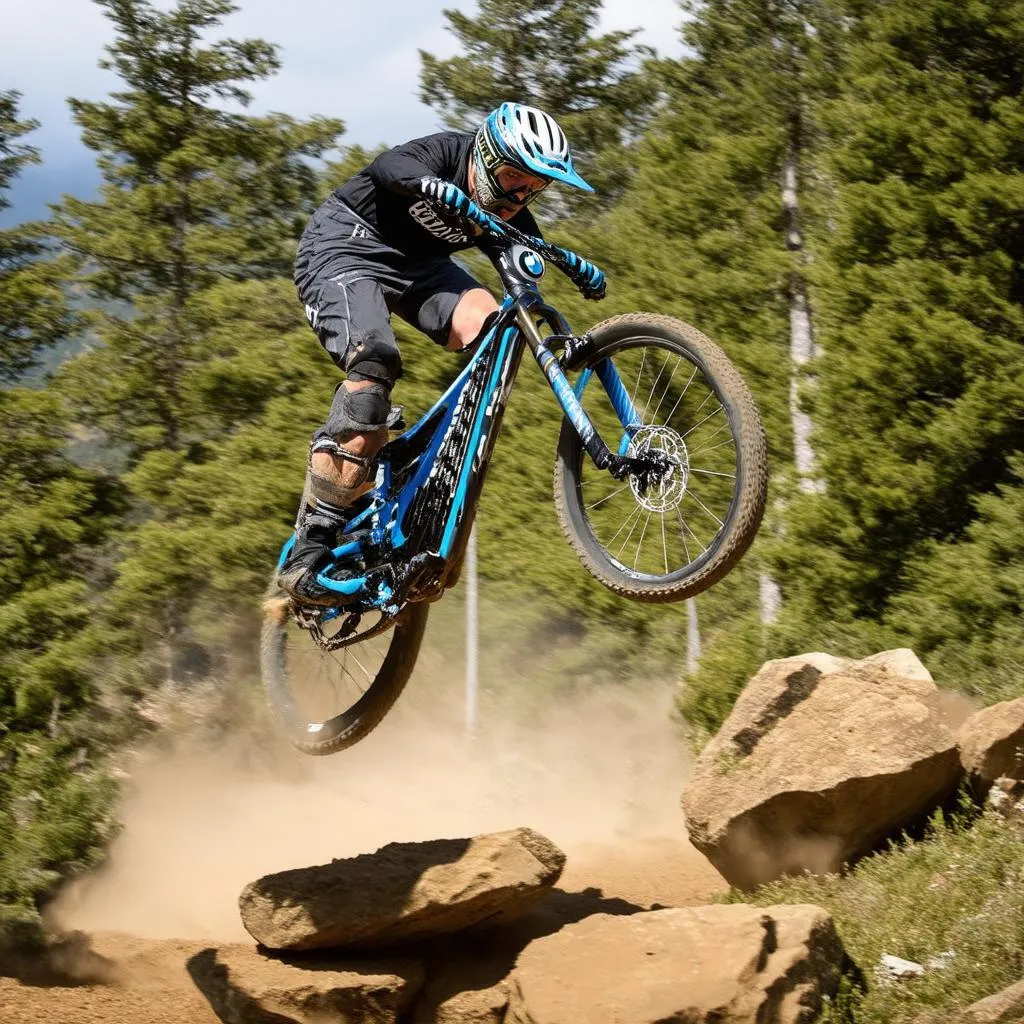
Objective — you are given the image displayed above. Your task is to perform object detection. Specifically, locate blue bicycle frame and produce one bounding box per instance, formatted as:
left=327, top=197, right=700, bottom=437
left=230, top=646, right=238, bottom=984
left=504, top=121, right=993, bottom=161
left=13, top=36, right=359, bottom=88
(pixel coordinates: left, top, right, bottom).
left=276, top=231, right=644, bottom=621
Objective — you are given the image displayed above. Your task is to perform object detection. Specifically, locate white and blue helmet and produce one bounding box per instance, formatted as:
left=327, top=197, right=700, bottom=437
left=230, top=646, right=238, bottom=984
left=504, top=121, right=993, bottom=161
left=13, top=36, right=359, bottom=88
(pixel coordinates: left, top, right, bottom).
left=473, top=102, right=593, bottom=208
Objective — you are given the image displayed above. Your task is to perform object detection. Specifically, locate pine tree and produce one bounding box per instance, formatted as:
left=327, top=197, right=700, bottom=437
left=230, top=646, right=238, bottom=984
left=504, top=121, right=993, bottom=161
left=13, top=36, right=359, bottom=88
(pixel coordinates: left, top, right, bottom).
left=418, top=0, right=657, bottom=208
left=0, top=389, right=121, bottom=911
left=773, top=0, right=1024, bottom=662
left=53, top=0, right=341, bottom=458
left=888, top=455, right=1024, bottom=704
left=0, top=92, right=78, bottom=381
left=582, top=0, right=842, bottom=724
left=49, top=0, right=343, bottom=684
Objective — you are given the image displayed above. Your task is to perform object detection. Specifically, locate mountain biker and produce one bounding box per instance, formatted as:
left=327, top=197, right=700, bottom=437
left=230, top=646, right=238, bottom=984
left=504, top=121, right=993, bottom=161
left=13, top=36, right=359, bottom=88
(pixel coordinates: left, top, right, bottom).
left=278, top=101, right=606, bottom=604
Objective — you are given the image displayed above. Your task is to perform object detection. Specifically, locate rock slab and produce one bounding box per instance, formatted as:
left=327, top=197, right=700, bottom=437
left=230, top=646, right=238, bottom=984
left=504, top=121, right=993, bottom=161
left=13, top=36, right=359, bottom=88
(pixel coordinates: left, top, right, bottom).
left=186, top=944, right=424, bottom=1024
left=963, top=979, right=1024, bottom=1023
left=682, top=649, right=963, bottom=889
left=505, top=903, right=847, bottom=1024
left=958, top=697, right=1024, bottom=787
left=239, top=828, right=566, bottom=951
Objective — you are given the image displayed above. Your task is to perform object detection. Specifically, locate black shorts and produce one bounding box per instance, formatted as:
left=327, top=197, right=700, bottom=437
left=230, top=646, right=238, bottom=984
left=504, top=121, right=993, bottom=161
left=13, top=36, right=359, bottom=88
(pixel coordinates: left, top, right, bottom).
left=294, top=196, right=482, bottom=387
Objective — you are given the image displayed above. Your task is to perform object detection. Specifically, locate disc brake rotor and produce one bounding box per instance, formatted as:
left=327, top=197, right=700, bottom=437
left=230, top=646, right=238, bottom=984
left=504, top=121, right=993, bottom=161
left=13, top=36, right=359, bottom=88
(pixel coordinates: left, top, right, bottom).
left=627, top=425, right=690, bottom=513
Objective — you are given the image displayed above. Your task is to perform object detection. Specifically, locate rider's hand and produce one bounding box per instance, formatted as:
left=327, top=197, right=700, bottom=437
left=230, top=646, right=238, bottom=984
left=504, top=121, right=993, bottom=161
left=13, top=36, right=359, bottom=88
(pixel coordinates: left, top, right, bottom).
left=419, top=177, right=500, bottom=234
left=555, top=246, right=607, bottom=301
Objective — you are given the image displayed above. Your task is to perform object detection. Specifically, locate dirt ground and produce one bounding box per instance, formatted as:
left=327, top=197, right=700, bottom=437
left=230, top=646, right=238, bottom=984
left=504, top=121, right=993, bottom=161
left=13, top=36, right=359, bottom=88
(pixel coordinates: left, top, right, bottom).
left=3, top=664, right=723, bottom=1021
left=0, top=836, right=725, bottom=1024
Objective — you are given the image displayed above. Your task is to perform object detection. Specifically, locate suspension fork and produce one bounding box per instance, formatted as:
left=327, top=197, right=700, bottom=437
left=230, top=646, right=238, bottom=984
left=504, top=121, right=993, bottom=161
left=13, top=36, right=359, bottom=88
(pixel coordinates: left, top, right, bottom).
left=576, top=362, right=643, bottom=456
left=516, top=307, right=641, bottom=475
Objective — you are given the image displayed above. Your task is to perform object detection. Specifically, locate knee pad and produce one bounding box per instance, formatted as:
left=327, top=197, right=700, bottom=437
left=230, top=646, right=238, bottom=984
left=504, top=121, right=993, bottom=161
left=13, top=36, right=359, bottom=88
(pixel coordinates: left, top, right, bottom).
left=345, top=327, right=403, bottom=385
left=323, top=381, right=392, bottom=436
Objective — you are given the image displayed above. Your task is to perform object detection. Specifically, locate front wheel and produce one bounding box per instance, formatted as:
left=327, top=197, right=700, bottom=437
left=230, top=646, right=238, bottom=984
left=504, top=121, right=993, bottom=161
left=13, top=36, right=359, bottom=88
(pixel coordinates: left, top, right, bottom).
left=555, top=313, right=767, bottom=603
left=260, top=594, right=429, bottom=755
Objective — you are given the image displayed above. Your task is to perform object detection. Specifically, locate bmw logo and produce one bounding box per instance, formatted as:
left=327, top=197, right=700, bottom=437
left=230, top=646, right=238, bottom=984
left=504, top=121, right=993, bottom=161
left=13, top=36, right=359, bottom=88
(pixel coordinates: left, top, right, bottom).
left=512, top=245, right=545, bottom=280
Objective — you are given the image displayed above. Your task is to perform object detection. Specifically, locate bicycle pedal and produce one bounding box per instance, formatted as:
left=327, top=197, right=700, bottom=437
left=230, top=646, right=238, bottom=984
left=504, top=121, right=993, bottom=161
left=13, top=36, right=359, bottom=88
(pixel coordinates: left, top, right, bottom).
left=293, top=603, right=323, bottom=630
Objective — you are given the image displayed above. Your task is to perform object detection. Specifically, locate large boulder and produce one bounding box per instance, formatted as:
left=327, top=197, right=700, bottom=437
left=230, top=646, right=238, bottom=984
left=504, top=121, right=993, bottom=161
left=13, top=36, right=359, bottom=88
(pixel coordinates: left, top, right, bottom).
left=239, top=828, right=566, bottom=951
left=411, top=880, right=659, bottom=1024
left=505, top=903, right=849, bottom=1024
left=186, top=945, right=424, bottom=1024
left=958, top=698, right=1024, bottom=789
left=962, top=979, right=1024, bottom=1023
left=682, top=649, right=963, bottom=889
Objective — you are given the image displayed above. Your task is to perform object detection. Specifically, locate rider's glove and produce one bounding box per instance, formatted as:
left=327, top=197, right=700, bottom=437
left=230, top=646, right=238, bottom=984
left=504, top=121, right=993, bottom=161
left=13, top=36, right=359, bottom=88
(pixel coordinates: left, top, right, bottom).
left=554, top=245, right=607, bottom=301
left=419, top=177, right=499, bottom=234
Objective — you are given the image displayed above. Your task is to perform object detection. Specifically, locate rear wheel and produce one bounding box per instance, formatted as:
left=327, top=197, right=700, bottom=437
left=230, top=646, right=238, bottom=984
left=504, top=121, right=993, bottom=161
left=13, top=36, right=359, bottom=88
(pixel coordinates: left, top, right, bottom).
left=260, top=594, right=429, bottom=755
left=555, top=312, right=767, bottom=603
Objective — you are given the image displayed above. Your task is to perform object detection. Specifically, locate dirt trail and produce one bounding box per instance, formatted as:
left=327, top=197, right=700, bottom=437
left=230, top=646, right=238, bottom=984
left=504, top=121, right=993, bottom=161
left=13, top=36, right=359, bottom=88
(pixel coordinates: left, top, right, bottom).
left=3, top=675, right=725, bottom=1021
left=1, top=839, right=723, bottom=1024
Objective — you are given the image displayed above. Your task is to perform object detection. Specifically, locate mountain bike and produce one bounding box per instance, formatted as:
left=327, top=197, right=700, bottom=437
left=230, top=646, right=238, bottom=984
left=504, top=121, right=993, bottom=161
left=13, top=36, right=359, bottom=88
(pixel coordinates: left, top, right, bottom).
left=261, top=210, right=768, bottom=755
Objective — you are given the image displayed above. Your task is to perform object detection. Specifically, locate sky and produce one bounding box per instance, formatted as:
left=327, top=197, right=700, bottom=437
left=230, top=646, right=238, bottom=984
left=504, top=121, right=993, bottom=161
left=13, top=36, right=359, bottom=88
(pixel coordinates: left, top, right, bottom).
left=2, top=0, right=688, bottom=226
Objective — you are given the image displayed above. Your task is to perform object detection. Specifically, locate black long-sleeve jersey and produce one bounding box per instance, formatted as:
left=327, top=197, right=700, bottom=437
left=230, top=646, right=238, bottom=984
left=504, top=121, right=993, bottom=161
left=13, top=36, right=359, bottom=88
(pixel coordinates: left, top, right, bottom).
left=332, top=131, right=541, bottom=262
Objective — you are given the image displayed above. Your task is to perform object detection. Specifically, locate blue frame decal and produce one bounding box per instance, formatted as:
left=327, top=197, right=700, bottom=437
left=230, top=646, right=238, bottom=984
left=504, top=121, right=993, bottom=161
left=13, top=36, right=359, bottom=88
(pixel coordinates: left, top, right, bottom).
left=279, top=297, right=521, bottom=608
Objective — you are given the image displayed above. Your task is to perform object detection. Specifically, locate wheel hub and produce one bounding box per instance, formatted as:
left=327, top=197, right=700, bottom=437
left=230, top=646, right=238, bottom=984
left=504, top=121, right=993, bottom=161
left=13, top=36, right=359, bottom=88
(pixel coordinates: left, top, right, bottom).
left=627, top=425, right=690, bottom=512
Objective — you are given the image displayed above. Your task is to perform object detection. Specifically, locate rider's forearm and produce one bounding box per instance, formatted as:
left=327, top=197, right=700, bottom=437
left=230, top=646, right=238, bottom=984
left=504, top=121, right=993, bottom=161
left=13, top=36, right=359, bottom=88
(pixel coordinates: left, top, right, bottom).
left=368, top=150, right=436, bottom=195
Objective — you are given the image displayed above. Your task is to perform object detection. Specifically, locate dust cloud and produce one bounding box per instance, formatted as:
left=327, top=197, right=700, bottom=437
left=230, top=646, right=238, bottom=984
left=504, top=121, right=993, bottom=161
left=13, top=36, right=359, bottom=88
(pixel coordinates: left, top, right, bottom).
left=53, top=655, right=694, bottom=941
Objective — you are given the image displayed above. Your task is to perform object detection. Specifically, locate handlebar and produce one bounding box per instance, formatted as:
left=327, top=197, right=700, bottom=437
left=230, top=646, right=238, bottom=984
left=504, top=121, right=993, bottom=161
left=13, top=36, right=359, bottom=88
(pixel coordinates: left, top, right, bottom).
left=419, top=197, right=604, bottom=299
left=478, top=216, right=572, bottom=275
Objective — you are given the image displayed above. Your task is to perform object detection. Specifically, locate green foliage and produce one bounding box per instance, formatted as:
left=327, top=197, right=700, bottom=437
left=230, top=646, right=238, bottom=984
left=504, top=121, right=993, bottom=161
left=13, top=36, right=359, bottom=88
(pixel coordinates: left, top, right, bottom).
left=0, top=389, right=122, bottom=908
left=418, top=0, right=658, bottom=209
left=0, top=91, right=79, bottom=381
left=774, top=0, right=1024, bottom=669
left=0, top=735, right=118, bottom=907
left=51, top=0, right=343, bottom=458
left=8, top=0, right=1024, bottom=943
left=888, top=456, right=1024, bottom=704
left=734, top=808, right=1024, bottom=1023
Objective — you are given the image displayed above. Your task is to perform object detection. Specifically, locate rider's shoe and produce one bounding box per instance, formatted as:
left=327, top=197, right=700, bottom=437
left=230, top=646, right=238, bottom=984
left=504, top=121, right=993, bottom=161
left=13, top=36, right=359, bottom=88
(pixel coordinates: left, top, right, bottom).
left=276, top=516, right=341, bottom=606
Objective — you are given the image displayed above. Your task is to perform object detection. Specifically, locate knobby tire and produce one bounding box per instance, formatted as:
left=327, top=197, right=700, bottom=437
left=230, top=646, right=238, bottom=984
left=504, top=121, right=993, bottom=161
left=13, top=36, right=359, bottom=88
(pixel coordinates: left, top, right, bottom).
left=554, top=312, right=768, bottom=603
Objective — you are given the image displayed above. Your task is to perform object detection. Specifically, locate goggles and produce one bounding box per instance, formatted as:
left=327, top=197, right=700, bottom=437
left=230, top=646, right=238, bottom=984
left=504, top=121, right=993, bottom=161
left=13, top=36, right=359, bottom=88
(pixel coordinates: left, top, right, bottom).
left=491, top=164, right=551, bottom=207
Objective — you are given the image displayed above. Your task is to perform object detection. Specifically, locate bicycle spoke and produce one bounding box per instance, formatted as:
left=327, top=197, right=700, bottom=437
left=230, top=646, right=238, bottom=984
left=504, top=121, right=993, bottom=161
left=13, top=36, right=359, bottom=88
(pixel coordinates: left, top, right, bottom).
left=641, top=355, right=670, bottom=423
left=661, top=364, right=700, bottom=427
left=327, top=648, right=367, bottom=695
left=687, top=429, right=733, bottom=458
left=677, top=507, right=707, bottom=556
left=586, top=483, right=629, bottom=511
left=680, top=403, right=724, bottom=440
left=689, top=468, right=736, bottom=480
left=347, top=648, right=376, bottom=685
left=605, top=502, right=643, bottom=548
left=660, top=512, right=669, bottom=574
left=633, top=511, right=653, bottom=570
left=629, top=348, right=647, bottom=411
left=684, top=489, right=726, bottom=529
left=615, top=506, right=645, bottom=559
left=648, top=358, right=685, bottom=425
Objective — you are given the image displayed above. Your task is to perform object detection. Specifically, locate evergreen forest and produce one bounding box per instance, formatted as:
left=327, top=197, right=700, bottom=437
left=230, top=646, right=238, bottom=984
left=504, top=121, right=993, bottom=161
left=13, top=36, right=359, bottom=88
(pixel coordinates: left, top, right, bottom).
left=2, top=0, right=1023, bottom=974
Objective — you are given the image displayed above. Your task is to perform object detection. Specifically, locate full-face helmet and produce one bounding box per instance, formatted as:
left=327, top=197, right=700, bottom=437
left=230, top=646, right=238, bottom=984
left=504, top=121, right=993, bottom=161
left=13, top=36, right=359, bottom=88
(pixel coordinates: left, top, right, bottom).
left=472, top=101, right=593, bottom=210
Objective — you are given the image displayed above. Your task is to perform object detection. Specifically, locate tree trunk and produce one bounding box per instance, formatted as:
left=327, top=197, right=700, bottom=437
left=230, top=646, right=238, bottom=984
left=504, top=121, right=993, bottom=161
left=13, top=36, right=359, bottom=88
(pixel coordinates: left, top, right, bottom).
left=782, top=131, right=823, bottom=494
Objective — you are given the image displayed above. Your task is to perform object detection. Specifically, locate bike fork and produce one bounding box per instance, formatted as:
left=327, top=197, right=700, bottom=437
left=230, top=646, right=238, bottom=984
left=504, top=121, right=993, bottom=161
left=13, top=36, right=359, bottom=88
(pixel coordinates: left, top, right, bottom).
left=516, top=308, right=640, bottom=475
